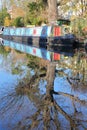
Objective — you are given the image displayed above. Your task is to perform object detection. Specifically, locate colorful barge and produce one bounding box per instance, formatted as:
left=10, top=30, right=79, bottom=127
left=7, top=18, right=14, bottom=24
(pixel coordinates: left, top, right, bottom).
left=2, top=24, right=78, bottom=51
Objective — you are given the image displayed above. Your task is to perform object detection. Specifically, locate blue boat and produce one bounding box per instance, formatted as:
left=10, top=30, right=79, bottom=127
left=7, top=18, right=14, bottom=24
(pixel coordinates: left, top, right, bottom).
left=2, top=25, right=78, bottom=50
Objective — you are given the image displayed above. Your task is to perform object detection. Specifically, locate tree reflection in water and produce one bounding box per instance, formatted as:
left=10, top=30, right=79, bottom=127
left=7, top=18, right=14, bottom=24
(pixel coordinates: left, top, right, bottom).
left=0, top=90, right=24, bottom=116
left=0, top=50, right=87, bottom=130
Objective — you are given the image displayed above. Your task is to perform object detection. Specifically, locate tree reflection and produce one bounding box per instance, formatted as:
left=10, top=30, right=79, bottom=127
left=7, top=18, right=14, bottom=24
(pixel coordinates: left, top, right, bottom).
left=65, top=51, right=87, bottom=90
left=57, top=50, right=87, bottom=85
left=0, top=45, right=11, bottom=56
left=0, top=50, right=87, bottom=130
left=14, top=63, right=60, bottom=130
left=0, top=89, right=24, bottom=118
left=13, top=57, right=87, bottom=129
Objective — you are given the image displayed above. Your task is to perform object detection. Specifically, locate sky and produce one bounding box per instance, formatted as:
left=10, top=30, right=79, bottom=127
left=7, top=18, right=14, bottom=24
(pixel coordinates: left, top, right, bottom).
left=0, top=0, right=2, bottom=9
left=0, top=0, right=10, bottom=10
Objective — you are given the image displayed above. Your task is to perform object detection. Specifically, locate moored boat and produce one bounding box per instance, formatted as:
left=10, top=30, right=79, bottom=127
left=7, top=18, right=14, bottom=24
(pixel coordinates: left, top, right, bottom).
left=2, top=19, right=78, bottom=50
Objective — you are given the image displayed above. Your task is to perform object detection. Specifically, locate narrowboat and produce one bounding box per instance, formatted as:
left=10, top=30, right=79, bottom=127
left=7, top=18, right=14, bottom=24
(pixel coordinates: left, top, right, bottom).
left=2, top=19, right=78, bottom=52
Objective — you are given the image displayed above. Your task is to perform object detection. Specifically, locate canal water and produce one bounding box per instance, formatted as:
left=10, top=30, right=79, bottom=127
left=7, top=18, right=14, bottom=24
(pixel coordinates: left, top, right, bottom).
left=0, top=40, right=87, bottom=130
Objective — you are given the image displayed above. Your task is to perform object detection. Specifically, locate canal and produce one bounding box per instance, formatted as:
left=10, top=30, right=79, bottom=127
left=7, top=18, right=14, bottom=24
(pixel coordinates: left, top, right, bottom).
left=0, top=40, right=87, bottom=130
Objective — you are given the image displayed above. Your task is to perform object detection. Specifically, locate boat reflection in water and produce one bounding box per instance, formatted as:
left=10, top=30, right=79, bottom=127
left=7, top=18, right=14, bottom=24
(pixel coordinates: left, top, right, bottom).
left=0, top=39, right=87, bottom=130
left=2, top=39, right=74, bottom=62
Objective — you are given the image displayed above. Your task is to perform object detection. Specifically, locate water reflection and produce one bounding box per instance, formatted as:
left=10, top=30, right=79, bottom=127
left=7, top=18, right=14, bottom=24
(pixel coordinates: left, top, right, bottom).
left=0, top=42, right=87, bottom=130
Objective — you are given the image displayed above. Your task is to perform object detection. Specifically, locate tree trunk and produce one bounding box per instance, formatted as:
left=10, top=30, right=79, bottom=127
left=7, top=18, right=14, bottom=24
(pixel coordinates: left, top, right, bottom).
left=46, top=62, right=56, bottom=95
left=48, top=0, right=58, bottom=24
